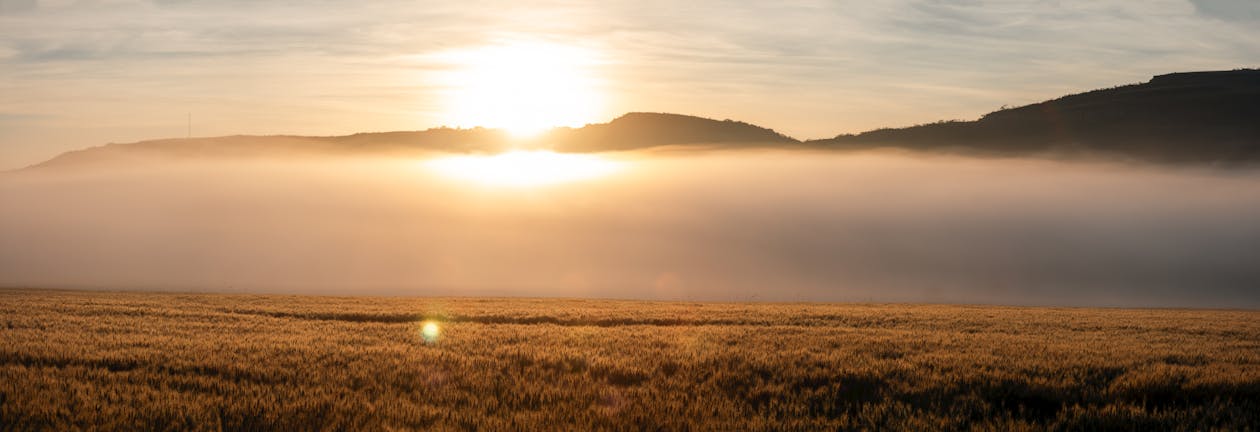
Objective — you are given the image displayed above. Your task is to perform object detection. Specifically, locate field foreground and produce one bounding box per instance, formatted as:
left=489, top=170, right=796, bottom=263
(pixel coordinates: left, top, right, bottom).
left=1, top=289, right=1257, bottom=430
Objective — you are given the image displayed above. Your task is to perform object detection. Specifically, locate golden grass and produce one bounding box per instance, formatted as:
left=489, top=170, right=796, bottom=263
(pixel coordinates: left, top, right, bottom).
left=1, top=288, right=1257, bottom=431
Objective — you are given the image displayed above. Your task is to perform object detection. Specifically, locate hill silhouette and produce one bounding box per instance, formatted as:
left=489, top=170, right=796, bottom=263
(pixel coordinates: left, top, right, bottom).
left=18, top=69, right=1260, bottom=170
left=811, top=69, right=1260, bottom=164
left=23, top=113, right=796, bottom=170
left=542, top=112, right=797, bottom=152
left=26, top=128, right=514, bottom=169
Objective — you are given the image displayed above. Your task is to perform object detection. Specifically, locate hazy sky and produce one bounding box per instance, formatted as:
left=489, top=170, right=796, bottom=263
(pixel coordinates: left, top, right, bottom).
left=2, top=0, right=1259, bottom=168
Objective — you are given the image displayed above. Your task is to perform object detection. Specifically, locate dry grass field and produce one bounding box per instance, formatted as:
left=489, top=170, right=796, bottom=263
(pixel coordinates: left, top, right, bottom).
left=1, top=288, right=1257, bottom=431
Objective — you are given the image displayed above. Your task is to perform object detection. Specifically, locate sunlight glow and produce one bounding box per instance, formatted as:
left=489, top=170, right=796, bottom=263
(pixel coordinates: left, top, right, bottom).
left=421, top=321, right=441, bottom=343
left=437, top=41, right=605, bottom=137
left=425, top=151, right=623, bottom=187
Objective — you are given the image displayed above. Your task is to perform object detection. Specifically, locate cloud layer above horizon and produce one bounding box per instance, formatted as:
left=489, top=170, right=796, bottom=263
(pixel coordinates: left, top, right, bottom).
left=2, top=0, right=1259, bottom=168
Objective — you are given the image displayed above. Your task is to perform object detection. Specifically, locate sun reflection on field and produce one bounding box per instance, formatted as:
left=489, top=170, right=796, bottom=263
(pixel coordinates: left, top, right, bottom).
left=424, top=150, right=624, bottom=187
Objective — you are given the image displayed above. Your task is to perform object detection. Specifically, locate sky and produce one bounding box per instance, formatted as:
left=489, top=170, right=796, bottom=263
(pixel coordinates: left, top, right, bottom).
left=2, top=0, right=1259, bottom=169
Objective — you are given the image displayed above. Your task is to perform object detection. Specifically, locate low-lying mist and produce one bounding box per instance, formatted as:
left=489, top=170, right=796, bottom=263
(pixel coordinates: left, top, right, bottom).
left=3, top=149, right=1258, bottom=308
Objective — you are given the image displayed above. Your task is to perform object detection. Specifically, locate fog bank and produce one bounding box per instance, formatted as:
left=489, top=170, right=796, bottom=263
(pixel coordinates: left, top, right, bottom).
left=3, top=150, right=1258, bottom=308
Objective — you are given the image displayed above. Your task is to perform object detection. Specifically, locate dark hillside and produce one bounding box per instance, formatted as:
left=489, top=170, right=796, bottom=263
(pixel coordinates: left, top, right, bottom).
left=812, top=69, right=1260, bottom=163
left=546, top=112, right=798, bottom=152
left=18, top=69, right=1260, bottom=170
left=21, top=114, right=795, bottom=170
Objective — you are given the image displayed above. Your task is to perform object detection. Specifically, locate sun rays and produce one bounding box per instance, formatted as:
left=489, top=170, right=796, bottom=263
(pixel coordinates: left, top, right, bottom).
left=436, top=41, right=607, bottom=137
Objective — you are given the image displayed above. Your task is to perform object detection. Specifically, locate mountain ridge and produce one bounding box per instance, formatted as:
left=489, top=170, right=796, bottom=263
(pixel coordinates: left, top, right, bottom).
left=23, top=112, right=797, bottom=170
left=809, top=68, right=1260, bottom=164
left=18, top=68, right=1260, bottom=170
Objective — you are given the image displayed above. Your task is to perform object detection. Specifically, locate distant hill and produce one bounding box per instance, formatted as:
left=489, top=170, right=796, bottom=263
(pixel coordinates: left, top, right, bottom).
left=19, top=69, right=1260, bottom=170
left=23, top=112, right=797, bottom=170
left=543, top=112, right=797, bottom=152
left=810, top=69, right=1260, bottom=164
left=23, top=129, right=513, bottom=170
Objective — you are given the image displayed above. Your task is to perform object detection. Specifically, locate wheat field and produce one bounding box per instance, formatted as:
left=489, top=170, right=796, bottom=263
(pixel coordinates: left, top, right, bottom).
left=0, top=288, right=1257, bottom=431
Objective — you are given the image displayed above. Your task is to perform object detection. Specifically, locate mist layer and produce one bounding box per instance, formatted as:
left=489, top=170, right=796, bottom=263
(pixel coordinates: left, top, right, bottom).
left=2, top=150, right=1258, bottom=307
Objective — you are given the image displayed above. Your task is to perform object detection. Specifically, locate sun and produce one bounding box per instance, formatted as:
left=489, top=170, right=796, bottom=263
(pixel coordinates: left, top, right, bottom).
left=424, top=150, right=623, bottom=187
left=437, top=41, right=605, bottom=137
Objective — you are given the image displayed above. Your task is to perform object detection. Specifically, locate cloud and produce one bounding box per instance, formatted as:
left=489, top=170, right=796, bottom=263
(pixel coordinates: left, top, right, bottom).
left=1190, top=0, right=1260, bottom=21
left=0, top=0, right=36, bottom=14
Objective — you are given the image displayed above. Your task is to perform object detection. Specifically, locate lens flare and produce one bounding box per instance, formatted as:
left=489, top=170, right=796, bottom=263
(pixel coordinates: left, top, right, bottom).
left=421, top=321, right=441, bottom=343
